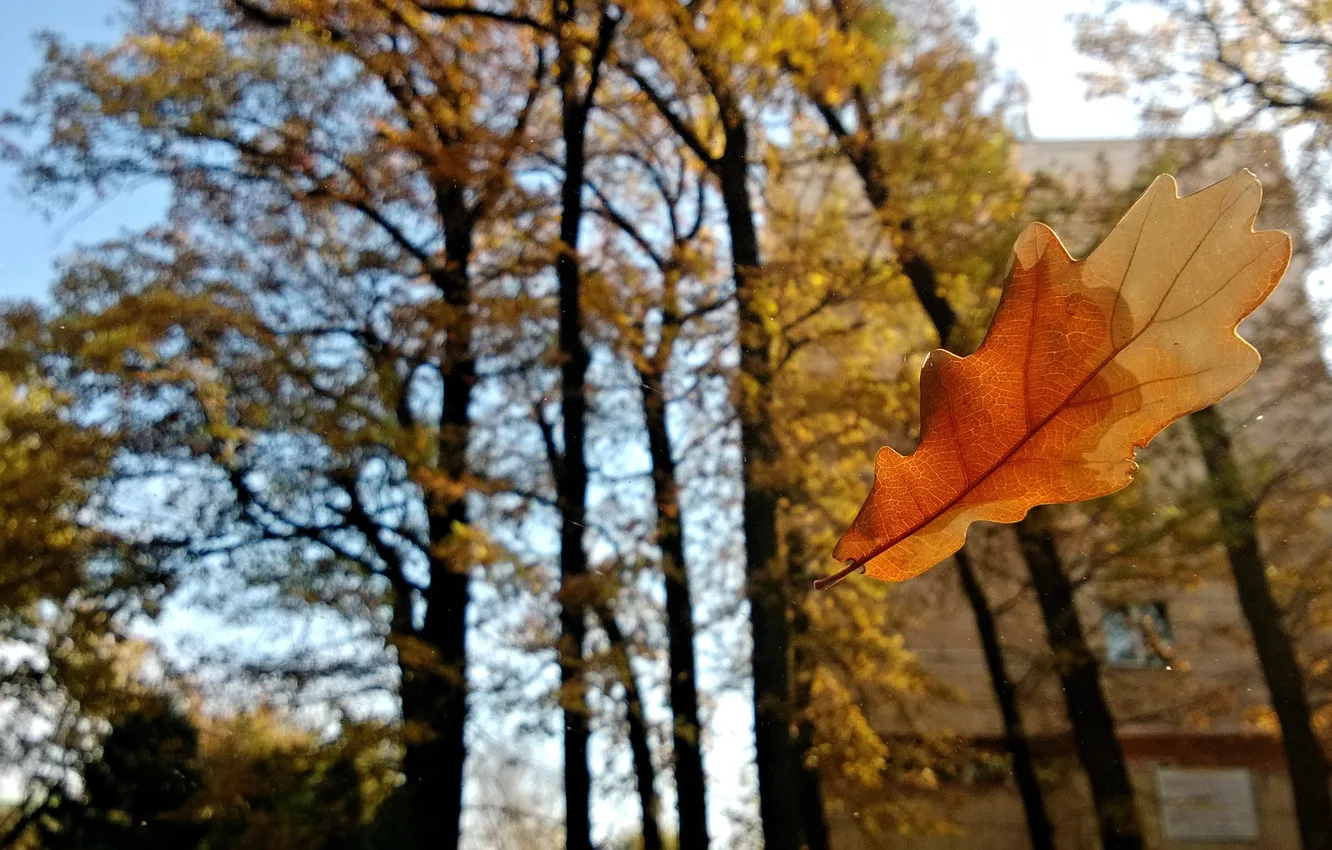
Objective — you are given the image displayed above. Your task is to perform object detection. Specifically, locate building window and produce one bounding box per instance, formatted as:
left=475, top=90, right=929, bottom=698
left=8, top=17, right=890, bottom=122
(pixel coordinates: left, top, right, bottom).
left=1103, top=602, right=1174, bottom=668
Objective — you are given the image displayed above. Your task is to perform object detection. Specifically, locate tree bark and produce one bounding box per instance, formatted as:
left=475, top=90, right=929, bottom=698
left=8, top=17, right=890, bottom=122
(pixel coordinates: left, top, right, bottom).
left=832, top=124, right=1057, bottom=850
left=626, top=38, right=813, bottom=847
left=594, top=602, right=665, bottom=850
left=400, top=190, right=475, bottom=850
left=1191, top=405, right=1332, bottom=850
left=789, top=553, right=830, bottom=850
left=554, top=3, right=597, bottom=845
left=1016, top=507, right=1143, bottom=850
left=803, top=84, right=1059, bottom=848
left=898, top=187, right=1139, bottom=850
left=224, top=6, right=482, bottom=846
left=717, top=131, right=809, bottom=850
left=639, top=366, right=710, bottom=849
left=954, top=549, right=1055, bottom=850
left=901, top=236, right=1141, bottom=848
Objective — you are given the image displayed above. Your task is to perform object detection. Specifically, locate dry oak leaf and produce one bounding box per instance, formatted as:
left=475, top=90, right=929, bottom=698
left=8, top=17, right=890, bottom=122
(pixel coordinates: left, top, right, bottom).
left=820, top=170, right=1290, bottom=589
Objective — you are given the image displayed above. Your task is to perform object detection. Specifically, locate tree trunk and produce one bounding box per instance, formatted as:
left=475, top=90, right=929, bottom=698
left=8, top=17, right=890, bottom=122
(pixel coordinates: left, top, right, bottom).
left=630, top=38, right=812, bottom=847
left=884, top=182, right=1056, bottom=850
left=639, top=367, right=710, bottom=849
left=716, top=134, right=809, bottom=850
left=810, top=52, right=1138, bottom=849
left=223, top=13, right=481, bottom=850
left=400, top=194, right=475, bottom=850
left=400, top=560, right=470, bottom=850
left=594, top=602, right=665, bottom=850
left=780, top=492, right=831, bottom=850
left=1016, top=507, right=1143, bottom=850
left=789, top=559, right=830, bottom=850
left=903, top=237, right=1139, bottom=847
left=1191, top=405, right=1332, bottom=850
left=954, top=549, right=1055, bottom=850
left=555, top=4, right=595, bottom=844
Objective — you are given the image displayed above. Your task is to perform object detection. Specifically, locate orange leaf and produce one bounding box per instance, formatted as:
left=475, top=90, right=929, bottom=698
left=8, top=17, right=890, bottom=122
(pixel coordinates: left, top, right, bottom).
left=821, top=170, right=1290, bottom=588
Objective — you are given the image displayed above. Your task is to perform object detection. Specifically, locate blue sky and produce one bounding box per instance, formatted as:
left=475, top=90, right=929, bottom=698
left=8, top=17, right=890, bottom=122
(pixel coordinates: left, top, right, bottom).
left=0, top=3, right=167, bottom=303
left=3, top=0, right=1325, bottom=843
left=0, top=0, right=1142, bottom=831
left=0, top=0, right=1141, bottom=306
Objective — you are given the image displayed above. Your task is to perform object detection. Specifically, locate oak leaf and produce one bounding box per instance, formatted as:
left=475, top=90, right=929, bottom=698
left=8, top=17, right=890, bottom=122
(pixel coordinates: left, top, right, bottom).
left=821, top=170, right=1290, bottom=588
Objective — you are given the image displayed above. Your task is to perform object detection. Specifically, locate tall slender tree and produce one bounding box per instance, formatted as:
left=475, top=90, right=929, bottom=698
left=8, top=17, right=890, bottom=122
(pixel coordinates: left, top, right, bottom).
left=3, top=4, right=549, bottom=846
left=1076, top=10, right=1332, bottom=845
left=606, top=4, right=810, bottom=844
left=550, top=2, right=618, bottom=845
left=790, top=3, right=1142, bottom=846
left=1192, top=405, right=1332, bottom=850
left=584, top=124, right=721, bottom=847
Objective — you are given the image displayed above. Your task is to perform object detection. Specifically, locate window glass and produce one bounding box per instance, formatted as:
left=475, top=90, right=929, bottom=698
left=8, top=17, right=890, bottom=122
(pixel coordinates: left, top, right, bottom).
left=1104, top=602, right=1174, bottom=668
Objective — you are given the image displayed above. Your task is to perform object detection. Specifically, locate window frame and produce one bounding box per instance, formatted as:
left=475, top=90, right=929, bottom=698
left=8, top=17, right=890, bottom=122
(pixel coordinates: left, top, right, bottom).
left=1102, top=600, right=1175, bottom=669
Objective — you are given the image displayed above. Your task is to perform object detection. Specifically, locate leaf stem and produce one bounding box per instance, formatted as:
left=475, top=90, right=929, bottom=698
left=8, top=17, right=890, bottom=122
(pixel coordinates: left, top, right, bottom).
left=813, top=559, right=863, bottom=590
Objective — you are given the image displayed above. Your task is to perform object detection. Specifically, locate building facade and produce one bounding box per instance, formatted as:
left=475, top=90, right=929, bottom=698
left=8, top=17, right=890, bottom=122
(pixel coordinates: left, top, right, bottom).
left=828, top=137, right=1331, bottom=849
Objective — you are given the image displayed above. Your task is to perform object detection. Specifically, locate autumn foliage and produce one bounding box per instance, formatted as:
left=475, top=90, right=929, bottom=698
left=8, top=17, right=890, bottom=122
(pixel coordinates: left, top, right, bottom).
left=7, top=1, right=1332, bottom=849
left=826, top=171, right=1291, bottom=587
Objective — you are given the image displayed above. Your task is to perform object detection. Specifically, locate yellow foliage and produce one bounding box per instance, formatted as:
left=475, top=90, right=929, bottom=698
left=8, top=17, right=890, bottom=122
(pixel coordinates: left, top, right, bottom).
left=0, top=372, right=110, bottom=612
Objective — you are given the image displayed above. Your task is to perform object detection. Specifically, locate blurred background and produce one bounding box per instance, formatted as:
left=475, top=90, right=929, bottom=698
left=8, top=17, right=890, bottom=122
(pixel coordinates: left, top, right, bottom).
left=2, top=1, right=1330, bottom=848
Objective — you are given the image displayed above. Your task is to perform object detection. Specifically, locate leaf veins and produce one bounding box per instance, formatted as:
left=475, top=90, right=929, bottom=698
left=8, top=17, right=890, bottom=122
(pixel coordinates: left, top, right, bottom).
left=821, top=170, right=1291, bottom=588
